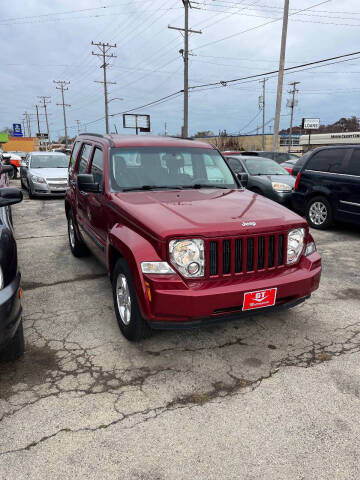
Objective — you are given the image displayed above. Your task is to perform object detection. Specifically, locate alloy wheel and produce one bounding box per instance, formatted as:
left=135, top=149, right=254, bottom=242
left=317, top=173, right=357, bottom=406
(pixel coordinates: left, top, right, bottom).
left=116, top=274, right=132, bottom=326
left=68, top=217, right=76, bottom=249
left=309, top=201, right=327, bottom=226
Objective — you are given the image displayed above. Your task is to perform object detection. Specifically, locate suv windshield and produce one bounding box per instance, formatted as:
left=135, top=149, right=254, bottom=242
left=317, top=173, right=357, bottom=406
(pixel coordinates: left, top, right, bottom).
left=109, top=147, right=237, bottom=191
left=243, top=157, right=289, bottom=176
left=30, top=155, right=68, bottom=168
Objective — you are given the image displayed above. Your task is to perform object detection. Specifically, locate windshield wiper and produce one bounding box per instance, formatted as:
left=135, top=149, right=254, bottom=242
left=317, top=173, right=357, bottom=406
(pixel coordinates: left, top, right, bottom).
left=122, top=185, right=183, bottom=192
left=181, top=184, right=229, bottom=189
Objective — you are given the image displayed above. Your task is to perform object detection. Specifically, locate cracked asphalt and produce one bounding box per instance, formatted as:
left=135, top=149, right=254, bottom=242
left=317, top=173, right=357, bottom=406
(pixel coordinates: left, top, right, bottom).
left=1, top=180, right=360, bottom=479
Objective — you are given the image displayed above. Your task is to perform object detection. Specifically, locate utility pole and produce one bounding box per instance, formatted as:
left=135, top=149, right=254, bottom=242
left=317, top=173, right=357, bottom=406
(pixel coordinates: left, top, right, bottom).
left=259, top=78, right=267, bottom=150
left=272, top=0, right=289, bottom=151
left=287, top=81, right=300, bottom=152
left=35, top=105, right=41, bottom=135
left=75, top=120, right=81, bottom=135
left=169, top=1, right=202, bottom=138
left=22, top=118, right=26, bottom=137
left=38, top=96, right=51, bottom=145
left=164, top=122, right=168, bottom=136
left=23, top=111, right=31, bottom=137
left=54, top=80, right=71, bottom=147
left=91, top=41, right=117, bottom=134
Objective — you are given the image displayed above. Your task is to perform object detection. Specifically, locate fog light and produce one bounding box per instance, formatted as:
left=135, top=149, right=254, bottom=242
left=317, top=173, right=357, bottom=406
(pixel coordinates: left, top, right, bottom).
left=187, top=262, right=200, bottom=275
left=305, top=241, right=316, bottom=256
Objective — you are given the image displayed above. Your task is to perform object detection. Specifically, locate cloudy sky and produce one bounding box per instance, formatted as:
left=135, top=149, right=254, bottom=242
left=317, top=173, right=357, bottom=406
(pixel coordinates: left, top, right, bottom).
left=1, top=0, right=360, bottom=139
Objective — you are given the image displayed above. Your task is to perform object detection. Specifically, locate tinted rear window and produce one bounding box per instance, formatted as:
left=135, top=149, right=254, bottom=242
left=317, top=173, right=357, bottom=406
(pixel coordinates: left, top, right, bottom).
left=347, top=149, right=360, bottom=176
left=306, top=149, right=350, bottom=174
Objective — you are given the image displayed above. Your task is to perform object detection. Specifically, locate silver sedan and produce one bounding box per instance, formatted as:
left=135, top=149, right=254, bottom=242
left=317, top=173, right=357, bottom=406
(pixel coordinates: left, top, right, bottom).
left=20, top=152, right=69, bottom=198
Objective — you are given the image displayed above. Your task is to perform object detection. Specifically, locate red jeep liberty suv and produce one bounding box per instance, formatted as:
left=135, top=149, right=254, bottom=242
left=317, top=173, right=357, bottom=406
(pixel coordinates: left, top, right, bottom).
left=65, top=134, right=321, bottom=341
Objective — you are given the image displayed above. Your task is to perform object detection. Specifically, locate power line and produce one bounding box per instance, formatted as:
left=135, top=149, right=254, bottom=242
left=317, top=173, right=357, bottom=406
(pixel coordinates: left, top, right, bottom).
left=188, top=50, right=360, bottom=91
left=192, top=0, right=332, bottom=52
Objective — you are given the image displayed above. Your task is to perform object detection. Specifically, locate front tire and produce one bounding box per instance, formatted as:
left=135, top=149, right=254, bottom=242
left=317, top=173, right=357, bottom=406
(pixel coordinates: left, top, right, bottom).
left=0, top=320, right=25, bottom=362
left=306, top=196, right=333, bottom=230
left=67, top=211, right=89, bottom=257
left=112, top=259, right=151, bottom=341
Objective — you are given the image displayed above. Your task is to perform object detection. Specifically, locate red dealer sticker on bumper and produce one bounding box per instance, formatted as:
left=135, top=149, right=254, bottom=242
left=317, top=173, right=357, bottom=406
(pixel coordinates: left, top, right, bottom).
left=242, top=288, right=277, bottom=311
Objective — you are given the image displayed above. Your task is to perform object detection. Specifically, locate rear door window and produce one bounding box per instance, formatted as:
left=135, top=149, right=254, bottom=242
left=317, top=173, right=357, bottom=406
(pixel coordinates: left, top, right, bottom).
left=306, top=149, right=350, bottom=173
left=346, top=149, right=360, bottom=176
left=77, top=144, right=92, bottom=174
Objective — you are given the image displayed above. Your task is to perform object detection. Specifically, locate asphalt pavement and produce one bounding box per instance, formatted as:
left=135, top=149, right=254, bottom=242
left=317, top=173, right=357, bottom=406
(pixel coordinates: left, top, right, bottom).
left=0, top=180, right=359, bottom=479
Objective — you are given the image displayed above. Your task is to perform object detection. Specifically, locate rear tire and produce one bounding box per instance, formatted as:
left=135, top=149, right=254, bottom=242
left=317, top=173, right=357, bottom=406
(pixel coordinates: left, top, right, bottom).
left=0, top=320, right=25, bottom=362
left=306, top=196, right=333, bottom=230
left=112, top=258, right=152, bottom=341
left=67, top=211, right=89, bottom=257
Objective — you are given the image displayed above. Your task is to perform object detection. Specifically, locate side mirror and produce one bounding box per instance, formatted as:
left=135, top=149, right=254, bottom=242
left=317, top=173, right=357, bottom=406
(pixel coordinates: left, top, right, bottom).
left=0, top=188, right=23, bottom=207
left=77, top=174, right=99, bottom=193
left=237, top=172, right=248, bottom=188
left=0, top=165, right=14, bottom=175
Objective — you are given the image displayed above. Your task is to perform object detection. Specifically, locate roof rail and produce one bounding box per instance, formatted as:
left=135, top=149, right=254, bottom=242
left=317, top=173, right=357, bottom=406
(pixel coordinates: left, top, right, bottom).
left=78, top=132, right=114, bottom=146
left=168, top=136, right=194, bottom=140
left=79, top=132, right=104, bottom=138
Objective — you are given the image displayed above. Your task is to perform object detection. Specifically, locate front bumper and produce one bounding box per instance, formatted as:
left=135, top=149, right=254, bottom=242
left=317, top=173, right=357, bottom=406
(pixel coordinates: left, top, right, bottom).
left=141, top=252, right=321, bottom=325
left=0, top=272, right=22, bottom=348
left=273, top=190, right=293, bottom=205
left=31, top=181, right=67, bottom=196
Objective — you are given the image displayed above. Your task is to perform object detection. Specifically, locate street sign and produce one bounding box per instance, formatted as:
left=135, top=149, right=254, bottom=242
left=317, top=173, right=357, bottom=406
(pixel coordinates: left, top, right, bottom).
left=123, top=114, right=151, bottom=134
left=36, top=133, right=49, bottom=139
left=12, top=123, right=23, bottom=137
left=302, top=118, right=320, bottom=130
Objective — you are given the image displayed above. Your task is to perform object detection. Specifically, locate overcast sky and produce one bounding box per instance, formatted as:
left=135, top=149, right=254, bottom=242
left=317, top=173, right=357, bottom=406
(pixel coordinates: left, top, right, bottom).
left=1, top=0, right=360, bottom=139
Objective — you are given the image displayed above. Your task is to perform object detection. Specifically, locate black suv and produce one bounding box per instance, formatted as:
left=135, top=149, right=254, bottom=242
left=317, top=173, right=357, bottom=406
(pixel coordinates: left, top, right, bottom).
left=292, top=146, right=360, bottom=229
left=0, top=164, right=24, bottom=361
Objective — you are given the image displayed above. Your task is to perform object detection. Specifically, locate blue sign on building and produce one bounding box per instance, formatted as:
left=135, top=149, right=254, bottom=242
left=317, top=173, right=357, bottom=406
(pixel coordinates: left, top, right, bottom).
left=12, top=123, right=23, bottom=137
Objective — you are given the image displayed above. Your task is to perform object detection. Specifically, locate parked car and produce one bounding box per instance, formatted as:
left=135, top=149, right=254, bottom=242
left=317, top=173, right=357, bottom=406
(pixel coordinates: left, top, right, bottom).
left=8, top=151, right=27, bottom=161
left=291, top=151, right=312, bottom=177
left=256, top=151, right=300, bottom=164
left=281, top=158, right=299, bottom=175
left=20, top=152, right=68, bottom=198
left=292, top=146, right=360, bottom=229
left=1, top=152, right=21, bottom=179
left=0, top=164, right=24, bottom=361
left=223, top=154, right=295, bottom=205
left=65, top=134, right=321, bottom=341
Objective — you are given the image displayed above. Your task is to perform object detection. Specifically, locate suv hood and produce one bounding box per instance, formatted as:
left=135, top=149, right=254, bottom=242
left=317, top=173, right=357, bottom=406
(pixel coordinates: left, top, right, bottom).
left=266, top=174, right=295, bottom=186
left=113, top=188, right=306, bottom=239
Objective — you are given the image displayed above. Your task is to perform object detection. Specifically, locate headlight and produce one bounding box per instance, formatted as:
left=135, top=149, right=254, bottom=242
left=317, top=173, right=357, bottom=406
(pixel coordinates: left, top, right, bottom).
left=287, top=228, right=305, bottom=264
left=31, top=175, right=46, bottom=184
left=169, top=239, right=204, bottom=277
left=305, top=241, right=316, bottom=256
left=0, top=267, right=3, bottom=289
left=141, top=262, right=175, bottom=274
left=272, top=182, right=292, bottom=192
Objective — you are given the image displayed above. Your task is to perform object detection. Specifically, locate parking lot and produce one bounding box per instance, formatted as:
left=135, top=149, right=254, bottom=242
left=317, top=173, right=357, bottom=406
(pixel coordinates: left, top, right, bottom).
left=0, top=179, right=359, bottom=479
